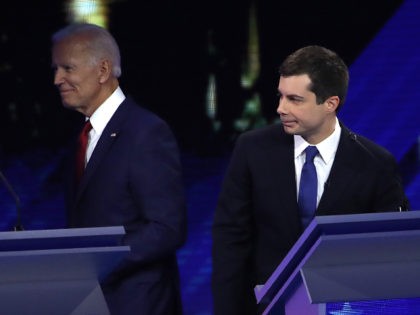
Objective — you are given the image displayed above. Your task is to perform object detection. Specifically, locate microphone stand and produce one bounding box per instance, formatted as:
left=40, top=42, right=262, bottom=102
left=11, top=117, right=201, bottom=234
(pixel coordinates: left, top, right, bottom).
left=0, top=171, right=24, bottom=231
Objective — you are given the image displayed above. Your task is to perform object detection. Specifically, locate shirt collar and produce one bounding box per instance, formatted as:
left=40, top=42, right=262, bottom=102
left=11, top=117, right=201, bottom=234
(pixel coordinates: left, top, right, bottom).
left=294, top=118, right=341, bottom=164
left=88, top=86, right=126, bottom=135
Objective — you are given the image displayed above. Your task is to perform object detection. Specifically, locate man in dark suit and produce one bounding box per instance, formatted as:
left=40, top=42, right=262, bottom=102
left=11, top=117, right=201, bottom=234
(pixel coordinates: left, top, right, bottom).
left=51, top=23, right=187, bottom=315
left=212, top=45, right=409, bottom=315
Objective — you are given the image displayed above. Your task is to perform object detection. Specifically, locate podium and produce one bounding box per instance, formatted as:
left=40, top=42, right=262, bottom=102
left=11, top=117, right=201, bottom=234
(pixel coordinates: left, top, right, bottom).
left=255, top=211, right=420, bottom=315
left=0, top=226, right=130, bottom=315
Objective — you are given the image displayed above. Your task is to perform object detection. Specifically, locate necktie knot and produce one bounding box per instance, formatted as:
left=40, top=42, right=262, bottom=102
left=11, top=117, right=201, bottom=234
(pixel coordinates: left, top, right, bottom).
left=81, top=120, right=92, bottom=137
left=305, top=146, right=318, bottom=162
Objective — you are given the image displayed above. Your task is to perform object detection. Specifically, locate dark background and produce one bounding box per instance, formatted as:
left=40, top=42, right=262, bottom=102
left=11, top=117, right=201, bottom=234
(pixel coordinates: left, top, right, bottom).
left=0, top=0, right=403, bottom=155
left=2, top=1, right=420, bottom=314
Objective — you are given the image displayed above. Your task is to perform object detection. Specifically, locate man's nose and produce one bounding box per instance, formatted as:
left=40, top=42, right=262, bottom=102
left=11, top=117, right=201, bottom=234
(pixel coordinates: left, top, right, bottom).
left=277, top=97, right=287, bottom=115
left=53, top=69, right=63, bottom=86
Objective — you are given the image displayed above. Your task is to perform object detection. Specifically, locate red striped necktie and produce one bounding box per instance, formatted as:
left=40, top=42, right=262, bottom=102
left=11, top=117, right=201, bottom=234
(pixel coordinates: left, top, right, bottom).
left=75, top=120, right=92, bottom=184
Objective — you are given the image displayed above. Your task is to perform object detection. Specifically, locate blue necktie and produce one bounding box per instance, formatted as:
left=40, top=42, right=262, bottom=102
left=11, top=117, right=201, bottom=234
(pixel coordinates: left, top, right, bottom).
left=298, top=146, right=319, bottom=228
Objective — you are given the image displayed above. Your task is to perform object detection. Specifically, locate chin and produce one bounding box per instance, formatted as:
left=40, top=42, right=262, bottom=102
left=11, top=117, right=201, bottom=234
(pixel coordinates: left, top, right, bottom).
left=62, top=102, right=79, bottom=112
left=282, top=126, right=298, bottom=135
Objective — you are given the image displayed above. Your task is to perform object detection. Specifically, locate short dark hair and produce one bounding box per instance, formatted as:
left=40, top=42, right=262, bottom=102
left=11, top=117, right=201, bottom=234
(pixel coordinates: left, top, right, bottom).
left=279, top=45, right=349, bottom=110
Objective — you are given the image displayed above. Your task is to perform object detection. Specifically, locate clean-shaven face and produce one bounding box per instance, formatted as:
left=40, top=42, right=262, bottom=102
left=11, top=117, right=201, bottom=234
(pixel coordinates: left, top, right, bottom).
left=277, top=74, right=335, bottom=144
left=52, top=35, right=103, bottom=116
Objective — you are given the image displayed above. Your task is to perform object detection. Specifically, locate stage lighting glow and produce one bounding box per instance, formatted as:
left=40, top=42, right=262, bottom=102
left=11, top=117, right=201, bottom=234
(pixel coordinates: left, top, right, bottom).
left=66, top=0, right=108, bottom=28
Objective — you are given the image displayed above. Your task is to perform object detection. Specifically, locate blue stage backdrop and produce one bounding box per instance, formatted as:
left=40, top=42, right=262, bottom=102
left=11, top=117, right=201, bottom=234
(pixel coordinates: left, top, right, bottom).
left=0, top=0, right=419, bottom=314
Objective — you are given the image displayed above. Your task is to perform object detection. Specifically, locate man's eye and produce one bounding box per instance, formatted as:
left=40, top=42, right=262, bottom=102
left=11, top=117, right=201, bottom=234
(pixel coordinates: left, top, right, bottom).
left=289, top=97, right=303, bottom=103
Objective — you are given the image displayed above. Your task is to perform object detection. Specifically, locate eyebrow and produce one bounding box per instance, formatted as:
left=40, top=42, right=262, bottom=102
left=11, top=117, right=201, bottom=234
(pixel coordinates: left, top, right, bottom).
left=288, top=94, right=304, bottom=100
left=278, top=91, right=305, bottom=101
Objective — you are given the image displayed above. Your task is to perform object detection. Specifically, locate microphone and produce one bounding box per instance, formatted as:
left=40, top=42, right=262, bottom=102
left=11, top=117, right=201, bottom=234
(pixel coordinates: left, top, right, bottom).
left=349, top=131, right=410, bottom=212
left=349, top=132, right=376, bottom=159
left=0, top=170, right=24, bottom=231
left=349, top=132, right=357, bottom=141
left=398, top=197, right=410, bottom=212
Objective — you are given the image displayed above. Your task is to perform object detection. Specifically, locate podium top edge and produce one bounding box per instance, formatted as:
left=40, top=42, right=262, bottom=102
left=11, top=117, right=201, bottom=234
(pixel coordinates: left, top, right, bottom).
left=256, top=211, right=420, bottom=307
left=313, top=210, right=420, bottom=226
left=0, top=226, right=126, bottom=240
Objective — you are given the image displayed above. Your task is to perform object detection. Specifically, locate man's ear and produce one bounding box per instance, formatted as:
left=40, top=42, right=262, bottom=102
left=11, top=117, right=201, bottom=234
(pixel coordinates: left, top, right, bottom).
left=325, top=96, right=340, bottom=112
left=98, top=59, right=112, bottom=83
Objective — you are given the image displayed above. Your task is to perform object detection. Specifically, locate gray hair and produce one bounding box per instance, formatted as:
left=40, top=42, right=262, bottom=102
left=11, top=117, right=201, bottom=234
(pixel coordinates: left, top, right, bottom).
left=52, top=23, right=122, bottom=78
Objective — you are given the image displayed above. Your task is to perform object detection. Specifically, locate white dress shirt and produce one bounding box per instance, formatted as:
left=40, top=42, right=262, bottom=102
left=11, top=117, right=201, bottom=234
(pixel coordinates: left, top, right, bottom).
left=294, top=118, right=341, bottom=206
left=86, top=86, right=126, bottom=163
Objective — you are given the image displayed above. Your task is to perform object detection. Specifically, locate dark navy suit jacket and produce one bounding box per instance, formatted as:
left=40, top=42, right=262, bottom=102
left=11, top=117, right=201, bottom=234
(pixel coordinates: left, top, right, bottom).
left=212, top=122, right=408, bottom=315
left=66, top=97, right=187, bottom=315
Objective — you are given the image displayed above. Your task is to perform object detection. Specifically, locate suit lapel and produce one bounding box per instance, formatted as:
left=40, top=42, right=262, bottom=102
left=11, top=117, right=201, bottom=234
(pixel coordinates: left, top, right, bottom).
left=278, top=133, right=298, bottom=213
left=317, top=125, right=363, bottom=214
left=267, top=126, right=301, bottom=225
left=73, top=99, right=130, bottom=206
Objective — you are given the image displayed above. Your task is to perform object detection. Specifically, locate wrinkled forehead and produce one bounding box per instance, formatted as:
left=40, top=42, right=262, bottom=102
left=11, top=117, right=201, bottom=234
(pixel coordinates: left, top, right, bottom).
left=52, top=41, right=95, bottom=71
